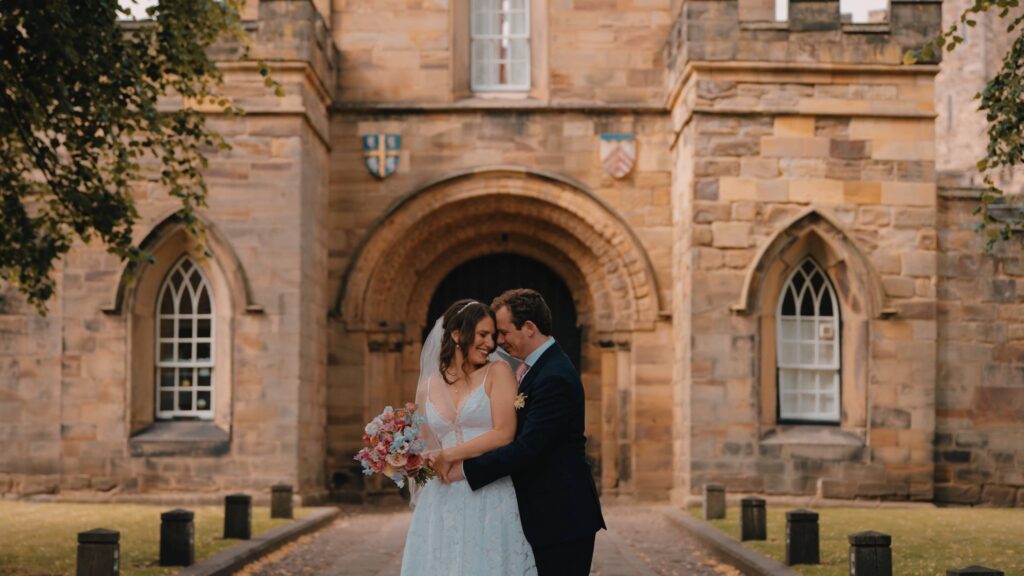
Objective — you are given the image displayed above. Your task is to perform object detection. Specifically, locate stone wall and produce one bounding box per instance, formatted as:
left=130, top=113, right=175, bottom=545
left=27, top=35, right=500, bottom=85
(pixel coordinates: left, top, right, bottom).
left=331, top=0, right=671, bottom=104
left=935, top=184, right=1024, bottom=507
left=667, top=0, right=943, bottom=503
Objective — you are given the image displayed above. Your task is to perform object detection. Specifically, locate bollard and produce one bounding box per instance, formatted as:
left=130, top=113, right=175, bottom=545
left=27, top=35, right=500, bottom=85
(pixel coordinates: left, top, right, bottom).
left=849, top=531, right=892, bottom=576
left=159, top=509, right=195, bottom=567
left=224, top=493, right=252, bottom=540
left=76, top=528, right=120, bottom=576
left=703, top=484, right=725, bottom=520
left=785, top=509, right=819, bottom=565
left=947, top=568, right=1004, bottom=576
left=740, top=496, right=766, bottom=541
left=271, top=484, right=294, bottom=519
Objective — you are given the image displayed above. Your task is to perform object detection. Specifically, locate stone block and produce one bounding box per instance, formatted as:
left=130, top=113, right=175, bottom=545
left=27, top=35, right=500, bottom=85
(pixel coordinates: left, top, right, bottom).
left=790, top=179, right=843, bottom=204
left=830, top=139, right=870, bottom=159
left=980, top=484, right=1016, bottom=507
left=762, top=137, right=831, bottom=158
left=740, top=157, right=780, bottom=178
left=843, top=181, right=882, bottom=205
left=881, top=182, right=936, bottom=206
left=818, top=478, right=857, bottom=499
left=934, top=484, right=980, bottom=504
left=774, top=117, right=816, bottom=138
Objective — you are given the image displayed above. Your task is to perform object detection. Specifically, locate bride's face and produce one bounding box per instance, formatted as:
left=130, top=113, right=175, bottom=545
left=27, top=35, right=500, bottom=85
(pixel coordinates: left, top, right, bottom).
left=465, top=315, right=497, bottom=366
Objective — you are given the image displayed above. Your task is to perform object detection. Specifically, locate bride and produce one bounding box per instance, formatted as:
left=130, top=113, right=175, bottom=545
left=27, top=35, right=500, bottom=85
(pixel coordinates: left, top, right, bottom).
left=400, top=299, right=537, bottom=575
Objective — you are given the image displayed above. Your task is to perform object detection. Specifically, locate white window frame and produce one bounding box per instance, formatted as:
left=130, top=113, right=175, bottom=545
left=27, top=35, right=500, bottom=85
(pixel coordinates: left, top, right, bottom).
left=776, top=257, right=841, bottom=423
left=155, top=257, right=215, bottom=420
left=470, top=0, right=531, bottom=92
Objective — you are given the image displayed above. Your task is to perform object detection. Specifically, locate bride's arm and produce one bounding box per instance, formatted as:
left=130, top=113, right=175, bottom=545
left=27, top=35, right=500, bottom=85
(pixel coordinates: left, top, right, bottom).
left=442, top=362, right=518, bottom=462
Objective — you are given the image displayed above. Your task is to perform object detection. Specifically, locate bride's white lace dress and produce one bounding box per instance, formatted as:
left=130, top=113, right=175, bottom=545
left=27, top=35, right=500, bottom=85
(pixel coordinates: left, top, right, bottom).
left=400, top=368, right=537, bottom=576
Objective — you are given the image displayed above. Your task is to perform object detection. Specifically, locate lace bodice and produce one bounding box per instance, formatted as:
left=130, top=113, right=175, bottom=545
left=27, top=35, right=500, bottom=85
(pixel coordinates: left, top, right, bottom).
left=425, top=366, right=492, bottom=450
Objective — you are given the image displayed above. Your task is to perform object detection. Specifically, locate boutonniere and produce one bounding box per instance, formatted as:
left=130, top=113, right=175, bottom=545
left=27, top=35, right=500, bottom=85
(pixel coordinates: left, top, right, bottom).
left=514, top=393, right=528, bottom=410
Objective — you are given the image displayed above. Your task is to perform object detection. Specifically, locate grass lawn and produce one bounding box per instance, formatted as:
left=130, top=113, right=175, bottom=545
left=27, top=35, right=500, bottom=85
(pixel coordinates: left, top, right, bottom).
left=689, top=505, right=1024, bottom=575
left=0, top=501, right=314, bottom=576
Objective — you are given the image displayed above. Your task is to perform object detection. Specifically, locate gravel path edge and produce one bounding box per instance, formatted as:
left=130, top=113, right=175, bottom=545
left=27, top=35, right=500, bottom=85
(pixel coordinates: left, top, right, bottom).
left=174, top=507, right=341, bottom=576
left=661, top=507, right=800, bottom=576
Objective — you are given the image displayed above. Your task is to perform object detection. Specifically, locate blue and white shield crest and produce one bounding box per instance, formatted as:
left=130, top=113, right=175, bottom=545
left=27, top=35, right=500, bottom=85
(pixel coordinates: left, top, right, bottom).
left=362, top=134, right=401, bottom=179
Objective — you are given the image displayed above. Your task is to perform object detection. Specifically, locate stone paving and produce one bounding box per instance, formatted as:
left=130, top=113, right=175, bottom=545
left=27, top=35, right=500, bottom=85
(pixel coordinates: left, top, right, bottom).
left=239, top=503, right=742, bottom=576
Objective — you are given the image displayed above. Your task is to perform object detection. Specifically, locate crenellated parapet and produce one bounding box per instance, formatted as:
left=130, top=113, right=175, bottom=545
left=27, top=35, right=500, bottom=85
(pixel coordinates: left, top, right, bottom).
left=665, top=0, right=942, bottom=95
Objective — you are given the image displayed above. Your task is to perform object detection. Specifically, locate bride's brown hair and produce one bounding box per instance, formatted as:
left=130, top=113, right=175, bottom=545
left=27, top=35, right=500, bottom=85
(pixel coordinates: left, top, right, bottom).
left=439, top=299, right=496, bottom=385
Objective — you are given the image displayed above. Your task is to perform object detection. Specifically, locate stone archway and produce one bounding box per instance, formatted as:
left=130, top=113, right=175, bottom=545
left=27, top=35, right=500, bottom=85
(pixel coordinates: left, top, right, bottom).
left=332, top=168, right=663, bottom=497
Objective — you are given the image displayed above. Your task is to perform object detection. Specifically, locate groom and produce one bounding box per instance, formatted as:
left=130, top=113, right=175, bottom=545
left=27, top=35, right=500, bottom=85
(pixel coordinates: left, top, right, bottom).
left=441, top=288, right=606, bottom=575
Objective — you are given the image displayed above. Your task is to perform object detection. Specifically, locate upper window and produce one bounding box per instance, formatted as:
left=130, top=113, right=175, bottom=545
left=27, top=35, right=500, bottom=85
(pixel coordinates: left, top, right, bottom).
left=156, top=258, right=215, bottom=420
left=471, top=0, right=531, bottom=92
left=776, top=258, right=840, bottom=423
left=117, top=0, right=159, bottom=20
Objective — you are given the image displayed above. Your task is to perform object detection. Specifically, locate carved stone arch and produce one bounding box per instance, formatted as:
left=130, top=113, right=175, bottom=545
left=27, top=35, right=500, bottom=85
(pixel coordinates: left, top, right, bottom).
left=337, top=167, right=663, bottom=334
left=104, top=212, right=260, bottom=317
left=734, top=208, right=889, bottom=320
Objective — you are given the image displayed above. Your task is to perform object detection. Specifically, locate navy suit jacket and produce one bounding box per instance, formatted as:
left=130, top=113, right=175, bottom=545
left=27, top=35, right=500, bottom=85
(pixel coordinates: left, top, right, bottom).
left=463, top=342, right=606, bottom=548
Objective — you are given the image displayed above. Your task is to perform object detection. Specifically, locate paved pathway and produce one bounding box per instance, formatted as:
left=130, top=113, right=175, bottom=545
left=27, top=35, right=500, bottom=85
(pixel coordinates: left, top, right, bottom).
left=239, top=503, right=741, bottom=576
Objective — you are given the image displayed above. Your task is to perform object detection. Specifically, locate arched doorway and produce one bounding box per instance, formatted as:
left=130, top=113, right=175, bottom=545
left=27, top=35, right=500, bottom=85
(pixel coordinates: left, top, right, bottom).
left=425, top=254, right=582, bottom=369
left=331, top=169, right=668, bottom=501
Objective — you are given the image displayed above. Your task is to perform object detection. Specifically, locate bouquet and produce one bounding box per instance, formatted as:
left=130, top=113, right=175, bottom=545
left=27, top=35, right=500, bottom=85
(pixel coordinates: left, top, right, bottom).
left=354, top=403, right=436, bottom=488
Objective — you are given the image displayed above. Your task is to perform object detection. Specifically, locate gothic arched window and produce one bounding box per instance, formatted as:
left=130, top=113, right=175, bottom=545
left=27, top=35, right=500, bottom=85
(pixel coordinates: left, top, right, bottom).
left=471, top=0, right=531, bottom=91
left=776, top=257, right=840, bottom=423
left=155, top=257, right=215, bottom=419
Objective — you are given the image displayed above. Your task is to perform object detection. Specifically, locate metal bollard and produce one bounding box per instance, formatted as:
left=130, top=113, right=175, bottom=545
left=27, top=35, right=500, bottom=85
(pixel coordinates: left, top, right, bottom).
left=849, top=531, right=892, bottom=576
left=785, top=509, right=819, bottom=565
left=224, top=493, right=252, bottom=540
left=947, top=567, right=1004, bottom=576
left=271, top=484, right=294, bottom=519
left=159, top=509, right=195, bottom=566
left=76, top=528, right=120, bottom=576
left=740, top=496, right=766, bottom=541
left=703, top=484, right=725, bottom=520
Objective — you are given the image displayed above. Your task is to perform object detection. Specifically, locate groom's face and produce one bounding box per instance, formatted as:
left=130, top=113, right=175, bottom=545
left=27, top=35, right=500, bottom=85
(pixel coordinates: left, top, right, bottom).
left=495, top=306, right=528, bottom=360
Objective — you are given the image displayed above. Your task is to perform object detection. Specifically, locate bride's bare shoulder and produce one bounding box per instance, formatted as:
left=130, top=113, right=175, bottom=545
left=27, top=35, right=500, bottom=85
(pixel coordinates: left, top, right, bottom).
left=488, top=359, right=515, bottom=379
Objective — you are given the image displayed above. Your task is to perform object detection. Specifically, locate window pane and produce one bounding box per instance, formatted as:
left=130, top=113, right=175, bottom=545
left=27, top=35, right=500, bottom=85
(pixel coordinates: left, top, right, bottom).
left=178, top=368, right=193, bottom=388
left=799, top=319, right=815, bottom=340
left=780, top=369, right=797, bottom=393
left=510, top=38, right=529, bottom=61
left=189, top=269, right=202, bottom=291
left=197, top=391, right=211, bottom=411
left=160, top=368, right=175, bottom=389
left=178, top=319, right=192, bottom=339
left=160, top=292, right=174, bottom=315
left=160, top=391, right=175, bottom=411
left=178, top=342, right=193, bottom=360
left=799, top=343, right=815, bottom=364
left=820, top=290, right=834, bottom=316
left=198, top=367, right=212, bottom=387
left=820, top=395, right=835, bottom=415
left=160, top=343, right=174, bottom=361
left=180, top=292, right=193, bottom=314
left=780, top=318, right=796, bottom=340
left=781, top=341, right=796, bottom=365
left=197, top=343, right=211, bottom=361
left=800, top=291, right=816, bottom=315
left=509, top=11, right=528, bottom=34
left=781, top=288, right=796, bottom=315
left=198, top=289, right=211, bottom=314
left=198, top=318, right=212, bottom=338
left=160, top=319, right=174, bottom=339
left=171, top=270, right=184, bottom=290
left=178, top=391, right=193, bottom=411
left=819, top=343, right=834, bottom=365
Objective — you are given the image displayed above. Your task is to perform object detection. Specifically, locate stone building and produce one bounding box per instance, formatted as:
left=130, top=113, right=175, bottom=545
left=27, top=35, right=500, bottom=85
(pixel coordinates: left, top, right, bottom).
left=1, top=0, right=1021, bottom=507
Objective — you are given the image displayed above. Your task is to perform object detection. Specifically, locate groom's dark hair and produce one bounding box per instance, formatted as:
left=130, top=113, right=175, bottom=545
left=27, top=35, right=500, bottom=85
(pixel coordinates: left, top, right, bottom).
left=491, top=289, right=553, bottom=336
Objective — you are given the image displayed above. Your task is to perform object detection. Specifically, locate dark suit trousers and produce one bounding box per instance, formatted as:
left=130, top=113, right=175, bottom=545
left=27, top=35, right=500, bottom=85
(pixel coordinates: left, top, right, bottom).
left=532, top=533, right=596, bottom=576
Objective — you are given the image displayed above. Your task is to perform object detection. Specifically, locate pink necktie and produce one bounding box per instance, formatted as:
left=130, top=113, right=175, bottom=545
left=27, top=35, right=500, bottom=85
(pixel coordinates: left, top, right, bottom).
left=515, top=363, right=530, bottom=383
